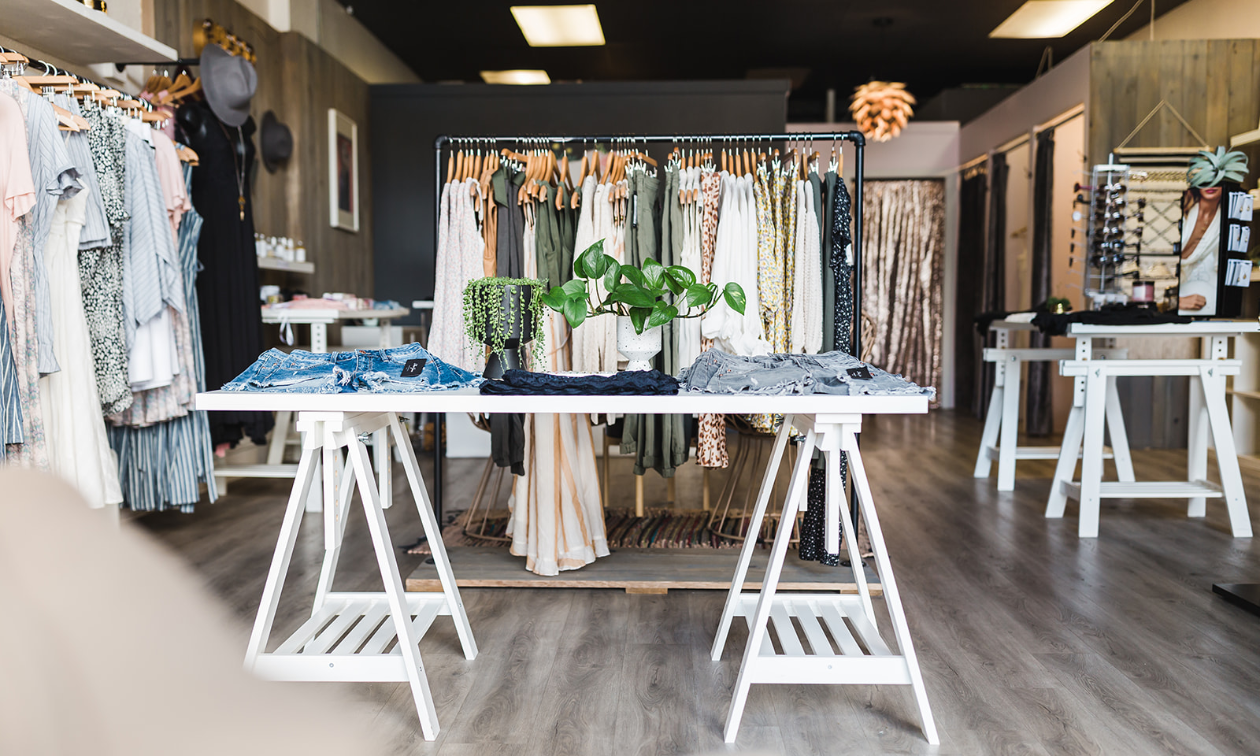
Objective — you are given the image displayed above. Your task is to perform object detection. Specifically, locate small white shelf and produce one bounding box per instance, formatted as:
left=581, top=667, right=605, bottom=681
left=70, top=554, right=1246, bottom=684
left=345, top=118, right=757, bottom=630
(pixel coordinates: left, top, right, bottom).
left=257, top=256, right=315, bottom=274
left=1, top=0, right=177, bottom=65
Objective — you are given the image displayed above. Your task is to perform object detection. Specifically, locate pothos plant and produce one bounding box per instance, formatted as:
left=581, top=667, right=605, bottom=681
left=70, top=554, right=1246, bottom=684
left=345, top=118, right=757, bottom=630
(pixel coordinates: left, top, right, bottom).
left=540, top=240, right=747, bottom=334
left=462, top=277, right=548, bottom=368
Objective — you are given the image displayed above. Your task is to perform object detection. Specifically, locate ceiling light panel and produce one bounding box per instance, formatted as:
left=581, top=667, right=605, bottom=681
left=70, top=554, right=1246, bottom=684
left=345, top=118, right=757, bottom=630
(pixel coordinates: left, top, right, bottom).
left=989, top=0, right=1113, bottom=38
left=511, top=5, right=606, bottom=47
left=480, top=69, right=552, bottom=85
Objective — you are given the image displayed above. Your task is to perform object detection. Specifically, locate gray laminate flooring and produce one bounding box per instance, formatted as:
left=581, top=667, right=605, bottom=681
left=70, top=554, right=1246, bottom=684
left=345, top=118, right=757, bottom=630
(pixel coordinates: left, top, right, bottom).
left=135, top=411, right=1260, bottom=756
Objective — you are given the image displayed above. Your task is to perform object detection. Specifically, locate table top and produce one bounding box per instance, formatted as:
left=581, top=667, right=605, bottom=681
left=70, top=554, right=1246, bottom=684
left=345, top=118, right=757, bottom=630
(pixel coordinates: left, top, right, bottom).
left=991, top=318, right=1260, bottom=337
left=1066, top=321, right=1260, bottom=337
left=196, top=388, right=930, bottom=416
left=261, top=307, right=410, bottom=323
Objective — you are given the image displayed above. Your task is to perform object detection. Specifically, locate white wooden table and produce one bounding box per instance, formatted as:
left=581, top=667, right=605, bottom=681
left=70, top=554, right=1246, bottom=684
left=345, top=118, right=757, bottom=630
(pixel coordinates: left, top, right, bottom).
left=975, top=319, right=1129, bottom=490
left=215, top=306, right=411, bottom=508
left=196, top=389, right=937, bottom=744
left=1048, top=321, right=1260, bottom=537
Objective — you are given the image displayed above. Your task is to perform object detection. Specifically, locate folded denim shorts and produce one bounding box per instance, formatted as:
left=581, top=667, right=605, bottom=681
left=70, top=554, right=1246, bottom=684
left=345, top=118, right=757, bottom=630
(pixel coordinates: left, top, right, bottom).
left=222, top=344, right=482, bottom=393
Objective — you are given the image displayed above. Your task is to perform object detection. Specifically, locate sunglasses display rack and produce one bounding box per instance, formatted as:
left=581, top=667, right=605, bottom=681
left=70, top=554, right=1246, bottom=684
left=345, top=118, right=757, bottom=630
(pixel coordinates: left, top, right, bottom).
left=1072, top=160, right=1148, bottom=308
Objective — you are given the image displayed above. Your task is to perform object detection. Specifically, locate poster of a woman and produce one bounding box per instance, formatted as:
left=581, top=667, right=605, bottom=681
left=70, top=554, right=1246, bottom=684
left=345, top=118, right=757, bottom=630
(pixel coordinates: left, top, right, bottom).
left=1177, top=147, right=1249, bottom=316
left=1178, top=186, right=1223, bottom=314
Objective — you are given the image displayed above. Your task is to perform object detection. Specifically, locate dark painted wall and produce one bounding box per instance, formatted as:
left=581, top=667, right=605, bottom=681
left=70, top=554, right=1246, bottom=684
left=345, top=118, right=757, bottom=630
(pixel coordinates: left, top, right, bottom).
left=368, top=80, right=788, bottom=323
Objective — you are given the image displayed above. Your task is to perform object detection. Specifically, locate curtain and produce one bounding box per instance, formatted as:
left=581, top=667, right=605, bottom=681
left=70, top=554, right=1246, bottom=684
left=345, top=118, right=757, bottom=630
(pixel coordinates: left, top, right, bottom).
left=860, top=180, right=946, bottom=395
left=1026, top=130, right=1055, bottom=436
left=977, top=153, right=1008, bottom=418
left=954, top=167, right=987, bottom=415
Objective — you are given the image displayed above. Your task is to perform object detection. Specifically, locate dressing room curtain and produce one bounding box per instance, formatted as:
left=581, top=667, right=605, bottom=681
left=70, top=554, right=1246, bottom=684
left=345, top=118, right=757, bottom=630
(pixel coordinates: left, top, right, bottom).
left=1026, top=130, right=1055, bottom=436
left=955, top=166, right=987, bottom=416
left=977, top=153, right=1008, bottom=418
left=860, top=180, right=946, bottom=396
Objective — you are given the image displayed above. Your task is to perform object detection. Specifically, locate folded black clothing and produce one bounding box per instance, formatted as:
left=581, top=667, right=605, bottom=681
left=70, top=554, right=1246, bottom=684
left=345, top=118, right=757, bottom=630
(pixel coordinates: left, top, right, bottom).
left=974, top=310, right=1014, bottom=333
left=480, top=369, right=680, bottom=395
left=1032, top=304, right=1193, bottom=336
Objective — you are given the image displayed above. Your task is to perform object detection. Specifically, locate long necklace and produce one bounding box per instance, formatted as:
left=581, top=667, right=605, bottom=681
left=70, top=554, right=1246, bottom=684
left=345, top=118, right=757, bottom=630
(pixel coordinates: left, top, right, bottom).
left=218, top=120, right=247, bottom=220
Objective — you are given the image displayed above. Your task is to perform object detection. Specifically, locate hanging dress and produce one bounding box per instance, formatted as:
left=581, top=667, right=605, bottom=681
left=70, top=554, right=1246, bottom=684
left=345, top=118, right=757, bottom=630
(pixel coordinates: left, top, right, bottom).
left=38, top=191, right=123, bottom=507
left=508, top=197, right=608, bottom=576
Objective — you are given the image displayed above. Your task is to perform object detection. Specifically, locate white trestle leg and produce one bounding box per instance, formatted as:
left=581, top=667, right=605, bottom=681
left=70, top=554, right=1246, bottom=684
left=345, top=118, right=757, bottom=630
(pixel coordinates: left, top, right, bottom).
left=241, top=410, right=476, bottom=741
left=714, top=413, right=938, bottom=745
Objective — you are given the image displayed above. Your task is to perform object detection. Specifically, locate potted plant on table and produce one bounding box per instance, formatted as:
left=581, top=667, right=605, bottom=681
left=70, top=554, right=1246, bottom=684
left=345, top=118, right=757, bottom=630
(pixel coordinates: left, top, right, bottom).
left=540, top=240, right=747, bottom=371
left=463, top=277, right=548, bottom=379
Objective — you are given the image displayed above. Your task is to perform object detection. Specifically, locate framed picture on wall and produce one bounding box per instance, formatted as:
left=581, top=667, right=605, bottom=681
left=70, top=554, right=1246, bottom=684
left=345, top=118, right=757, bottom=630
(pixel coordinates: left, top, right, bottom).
left=329, top=109, right=359, bottom=232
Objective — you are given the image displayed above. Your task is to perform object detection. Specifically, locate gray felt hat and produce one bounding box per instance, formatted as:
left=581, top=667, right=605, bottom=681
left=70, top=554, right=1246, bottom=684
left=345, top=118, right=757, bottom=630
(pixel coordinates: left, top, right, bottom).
left=200, top=42, right=256, bottom=127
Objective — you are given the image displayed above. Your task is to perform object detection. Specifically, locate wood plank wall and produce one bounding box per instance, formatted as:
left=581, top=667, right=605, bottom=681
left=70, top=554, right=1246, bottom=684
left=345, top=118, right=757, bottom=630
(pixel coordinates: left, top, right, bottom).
left=1089, top=40, right=1260, bottom=179
left=153, top=0, right=374, bottom=301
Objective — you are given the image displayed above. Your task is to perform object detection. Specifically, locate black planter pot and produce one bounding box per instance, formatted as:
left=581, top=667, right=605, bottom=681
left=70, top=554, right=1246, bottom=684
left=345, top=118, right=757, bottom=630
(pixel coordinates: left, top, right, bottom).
left=481, top=284, right=535, bottom=380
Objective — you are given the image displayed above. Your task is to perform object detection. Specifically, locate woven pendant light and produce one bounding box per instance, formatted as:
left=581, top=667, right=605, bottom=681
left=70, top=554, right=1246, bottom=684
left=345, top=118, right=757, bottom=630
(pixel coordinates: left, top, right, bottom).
left=850, top=81, right=916, bottom=142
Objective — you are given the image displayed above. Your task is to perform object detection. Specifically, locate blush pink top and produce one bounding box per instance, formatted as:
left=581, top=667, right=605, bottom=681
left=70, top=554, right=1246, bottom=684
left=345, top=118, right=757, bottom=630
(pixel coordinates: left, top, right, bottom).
left=0, top=90, right=36, bottom=317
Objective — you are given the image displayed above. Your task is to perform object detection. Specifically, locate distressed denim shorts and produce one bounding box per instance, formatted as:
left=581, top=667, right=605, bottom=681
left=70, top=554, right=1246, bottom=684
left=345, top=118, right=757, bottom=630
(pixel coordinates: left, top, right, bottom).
left=222, top=344, right=482, bottom=393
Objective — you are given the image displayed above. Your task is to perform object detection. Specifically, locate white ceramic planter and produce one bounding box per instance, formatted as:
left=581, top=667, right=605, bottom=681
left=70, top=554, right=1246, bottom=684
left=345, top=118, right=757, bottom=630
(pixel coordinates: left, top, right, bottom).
left=617, top=315, right=662, bottom=371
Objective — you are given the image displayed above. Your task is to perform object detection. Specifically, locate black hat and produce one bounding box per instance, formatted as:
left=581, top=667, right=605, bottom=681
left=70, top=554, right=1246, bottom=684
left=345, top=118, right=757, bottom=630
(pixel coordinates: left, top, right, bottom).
left=260, top=110, right=293, bottom=173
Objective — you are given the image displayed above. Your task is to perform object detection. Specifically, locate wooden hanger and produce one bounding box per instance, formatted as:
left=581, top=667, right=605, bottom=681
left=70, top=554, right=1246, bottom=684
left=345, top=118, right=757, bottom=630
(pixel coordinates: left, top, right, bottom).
left=446, top=150, right=455, bottom=184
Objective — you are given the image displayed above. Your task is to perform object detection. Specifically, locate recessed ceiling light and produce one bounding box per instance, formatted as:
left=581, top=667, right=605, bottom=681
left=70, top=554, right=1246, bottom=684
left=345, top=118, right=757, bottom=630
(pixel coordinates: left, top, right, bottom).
left=990, top=0, right=1113, bottom=38
left=510, top=5, right=606, bottom=47
left=480, top=69, right=552, bottom=85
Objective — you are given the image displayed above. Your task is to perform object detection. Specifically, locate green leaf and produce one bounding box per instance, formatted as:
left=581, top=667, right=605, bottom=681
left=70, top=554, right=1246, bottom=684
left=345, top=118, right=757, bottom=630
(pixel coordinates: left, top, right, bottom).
left=563, top=295, right=587, bottom=329
left=612, top=287, right=657, bottom=309
left=602, top=262, right=621, bottom=295
left=539, top=286, right=569, bottom=312
left=629, top=307, right=650, bottom=334
left=723, top=282, right=747, bottom=315
left=642, top=258, right=666, bottom=289
left=561, top=277, right=587, bottom=298
left=574, top=242, right=602, bottom=279
left=663, top=274, right=685, bottom=296
left=666, top=265, right=696, bottom=288
left=648, top=302, right=678, bottom=329
left=620, top=265, right=646, bottom=290
left=685, top=284, right=715, bottom=309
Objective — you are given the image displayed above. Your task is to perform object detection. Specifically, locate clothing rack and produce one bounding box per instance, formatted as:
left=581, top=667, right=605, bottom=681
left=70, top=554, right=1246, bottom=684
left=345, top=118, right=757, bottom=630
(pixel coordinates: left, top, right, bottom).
left=430, top=131, right=867, bottom=521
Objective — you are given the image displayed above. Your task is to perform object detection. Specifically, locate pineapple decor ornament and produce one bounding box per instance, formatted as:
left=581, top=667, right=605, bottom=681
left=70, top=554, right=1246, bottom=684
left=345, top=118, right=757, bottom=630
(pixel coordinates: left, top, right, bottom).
left=850, top=80, right=916, bottom=142
left=1187, top=146, right=1250, bottom=188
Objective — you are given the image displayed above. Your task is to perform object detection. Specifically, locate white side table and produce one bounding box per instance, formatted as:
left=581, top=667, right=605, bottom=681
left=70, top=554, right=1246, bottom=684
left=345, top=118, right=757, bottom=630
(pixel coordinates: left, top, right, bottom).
left=974, top=319, right=1130, bottom=490
left=1048, top=321, right=1260, bottom=537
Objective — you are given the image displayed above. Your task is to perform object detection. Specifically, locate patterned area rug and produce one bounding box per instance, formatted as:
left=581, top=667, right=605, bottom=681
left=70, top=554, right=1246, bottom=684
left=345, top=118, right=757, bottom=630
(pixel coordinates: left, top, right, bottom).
left=407, top=508, right=871, bottom=557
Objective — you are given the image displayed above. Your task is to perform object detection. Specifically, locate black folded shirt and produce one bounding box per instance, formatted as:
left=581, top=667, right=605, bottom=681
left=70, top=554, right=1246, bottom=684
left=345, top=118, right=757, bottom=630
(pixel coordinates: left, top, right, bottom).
left=480, top=369, right=680, bottom=396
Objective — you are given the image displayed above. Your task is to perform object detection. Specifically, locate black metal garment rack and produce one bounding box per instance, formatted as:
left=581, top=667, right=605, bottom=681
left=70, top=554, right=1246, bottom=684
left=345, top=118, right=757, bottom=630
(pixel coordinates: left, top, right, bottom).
left=429, top=131, right=866, bottom=523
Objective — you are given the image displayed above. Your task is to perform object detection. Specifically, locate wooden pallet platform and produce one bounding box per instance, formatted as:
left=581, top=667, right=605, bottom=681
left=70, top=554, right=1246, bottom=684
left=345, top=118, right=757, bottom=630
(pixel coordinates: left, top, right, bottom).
left=406, top=546, right=881, bottom=595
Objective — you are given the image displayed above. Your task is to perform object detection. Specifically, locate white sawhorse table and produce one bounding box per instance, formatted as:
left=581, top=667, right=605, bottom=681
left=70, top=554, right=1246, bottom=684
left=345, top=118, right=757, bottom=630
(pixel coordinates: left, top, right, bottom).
left=710, top=411, right=937, bottom=745
left=1048, top=321, right=1259, bottom=538
left=199, top=389, right=935, bottom=743
left=974, top=319, right=1131, bottom=490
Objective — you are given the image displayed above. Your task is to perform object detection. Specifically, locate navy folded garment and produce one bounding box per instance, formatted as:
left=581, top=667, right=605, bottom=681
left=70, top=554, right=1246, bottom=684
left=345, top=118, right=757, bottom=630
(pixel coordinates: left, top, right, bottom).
left=480, top=369, right=680, bottom=396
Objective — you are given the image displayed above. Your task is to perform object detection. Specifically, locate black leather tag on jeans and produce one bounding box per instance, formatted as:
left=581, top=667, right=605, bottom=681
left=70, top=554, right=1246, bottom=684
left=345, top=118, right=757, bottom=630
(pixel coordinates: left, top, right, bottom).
left=846, top=365, right=873, bottom=381
left=401, top=359, right=426, bottom=377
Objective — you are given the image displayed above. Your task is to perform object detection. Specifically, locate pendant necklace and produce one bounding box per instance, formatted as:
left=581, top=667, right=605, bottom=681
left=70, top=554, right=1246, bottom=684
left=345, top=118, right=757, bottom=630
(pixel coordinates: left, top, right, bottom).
left=219, top=120, right=247, bottom=220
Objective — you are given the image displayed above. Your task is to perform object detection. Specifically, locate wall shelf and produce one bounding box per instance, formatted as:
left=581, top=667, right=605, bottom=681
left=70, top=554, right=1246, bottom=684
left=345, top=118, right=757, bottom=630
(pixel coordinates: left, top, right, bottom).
left=258, top=257, right=315, bottom=274
left=2, top=0, right=176, bottom=66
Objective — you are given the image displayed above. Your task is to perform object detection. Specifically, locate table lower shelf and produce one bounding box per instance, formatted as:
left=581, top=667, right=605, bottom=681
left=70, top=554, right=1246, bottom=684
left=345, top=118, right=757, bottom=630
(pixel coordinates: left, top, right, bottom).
left=731, top=594, right=912, bottom=685
left=253, top=592, right=452, bottom=682
left=1060, top=480, right=1223, bottom=500
left=985, top=445, right=1115, bottom=461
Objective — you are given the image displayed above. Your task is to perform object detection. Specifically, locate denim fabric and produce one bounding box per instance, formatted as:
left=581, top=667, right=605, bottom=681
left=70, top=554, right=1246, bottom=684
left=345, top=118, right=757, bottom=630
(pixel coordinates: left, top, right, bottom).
left=679, top=349, right=934, bottom=399
left=222, top=344, right=482, bottom=393
left=480, top=369, right=679, bottom=396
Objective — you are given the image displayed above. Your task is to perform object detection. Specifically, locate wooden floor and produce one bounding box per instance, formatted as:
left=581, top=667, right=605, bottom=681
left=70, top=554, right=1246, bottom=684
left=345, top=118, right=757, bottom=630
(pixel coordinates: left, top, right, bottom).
left=136, top=411, right=1260, bottom=756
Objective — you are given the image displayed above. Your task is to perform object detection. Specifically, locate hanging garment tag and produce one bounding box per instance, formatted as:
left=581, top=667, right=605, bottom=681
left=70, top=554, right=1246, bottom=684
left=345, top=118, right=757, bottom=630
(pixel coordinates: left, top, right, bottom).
left=401, top=359, right=427, bottom=377
left=846, top=365, right=873, bottom=381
